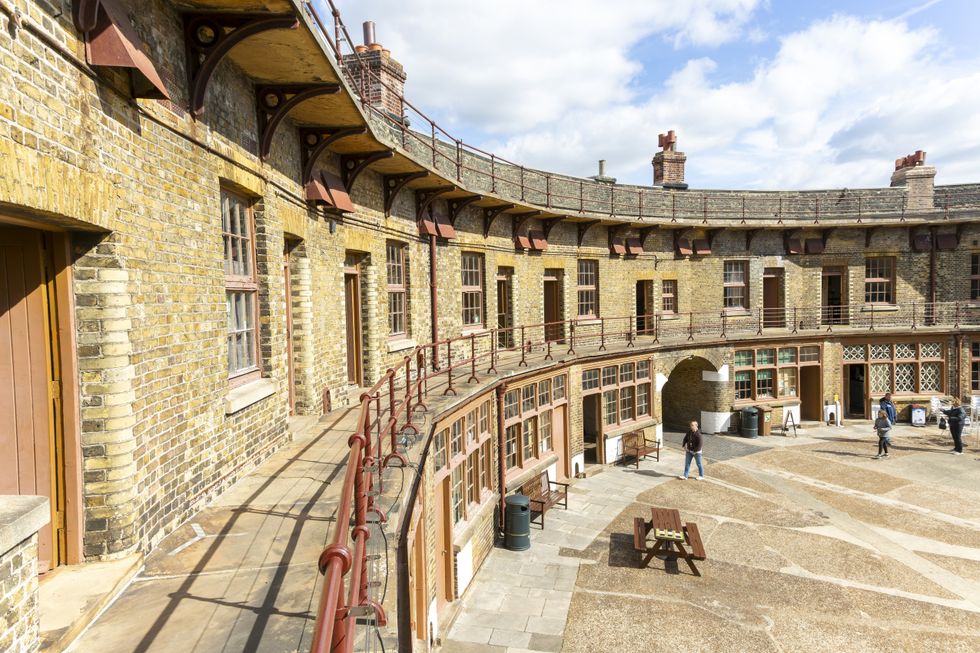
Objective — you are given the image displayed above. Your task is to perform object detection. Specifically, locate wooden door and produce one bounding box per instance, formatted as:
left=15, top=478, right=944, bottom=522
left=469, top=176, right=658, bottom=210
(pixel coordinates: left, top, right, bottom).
left=410, top=509, right=427, bottom=641
left=344, top=269, right=362, bottom=386
left=1, top=227, right=63, bottom=570
left=283, top=246, right=295, bottom=414
left=543, top=269, right=563, bottom=343
left=552, top=404, right=568, bottom=480
left=762, top=268, right=784, bottom=328
left=635, top=281, right=652, bottom=333
left=822, top=268, right=847, bottom=325
left=435, top=476, right=453, bottom=608
left=496, top=272, right=513, bottom=348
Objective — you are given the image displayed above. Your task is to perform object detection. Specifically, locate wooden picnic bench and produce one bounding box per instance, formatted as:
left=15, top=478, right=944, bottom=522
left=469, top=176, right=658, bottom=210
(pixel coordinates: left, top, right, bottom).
left=621, top=430, right=660, bottom=468
left=522, top=471, right=569, bottom=528
left=632, top=507, right=706, bottom=576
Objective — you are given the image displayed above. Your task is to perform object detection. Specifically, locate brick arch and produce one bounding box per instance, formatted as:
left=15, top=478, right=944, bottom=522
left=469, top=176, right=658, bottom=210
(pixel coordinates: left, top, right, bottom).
left=660, top=356, right=720, bottom=430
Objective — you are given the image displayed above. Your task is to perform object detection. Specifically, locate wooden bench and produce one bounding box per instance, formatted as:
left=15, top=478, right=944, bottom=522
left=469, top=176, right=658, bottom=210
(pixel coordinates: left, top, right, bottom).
left=522, top=471, right=569, bottom=528
left=622, top=430, right=660, bottom=468
left=633, top=508, right=707, bottom=576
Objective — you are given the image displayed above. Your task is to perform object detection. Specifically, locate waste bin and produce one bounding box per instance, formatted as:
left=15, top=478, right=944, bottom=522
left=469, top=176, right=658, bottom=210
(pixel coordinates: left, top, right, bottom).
left=504, top=494, right=530, bottom=551
left=910, top=404, right=927, bottom=427
left=741, top=407, right=758, bottom=438
left=755, top=405, right=772, bottom=436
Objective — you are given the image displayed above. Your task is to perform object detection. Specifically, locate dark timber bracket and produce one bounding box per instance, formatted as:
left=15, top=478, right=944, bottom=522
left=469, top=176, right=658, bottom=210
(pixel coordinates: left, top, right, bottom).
left=956, top=222, right=967, bottom=245
left=511, top=211, right=541, bottom=239
left=865, top=226, right=877, bottom=248
left=382, top=172, right=428, bottom=217
left=483, top=205, right=514, bottom=238
left=415, top=186, right=455, bottom=221
left=706, top=228, right=722, bottom=249
left=184, top=13, right=298, bottom=117
left=577, top=220, right=600, bottom=247
left=256, top=84, right=340, bottom=160
left=744, top=229, right=760, bottom=251
left=638, top=226, right=658, bottom=249
left=541, top=217, right=564, bottom=240
left=448, top=195, right=482, bottom=227
left=821, top=227, right=835, bottom=249
left=341, top=150, right=394, bottom=190
left=299, top=127, right=367, bottom=186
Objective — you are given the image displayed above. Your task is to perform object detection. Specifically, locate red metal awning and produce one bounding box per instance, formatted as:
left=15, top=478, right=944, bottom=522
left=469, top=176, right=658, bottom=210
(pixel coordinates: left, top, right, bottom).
left=305, top=171, right=354, bottom=212
left=529, top=230, right=548, bottom=250
left=676, top=238, right=693, bottom=256
left=610, top=238, right=627, bottom=255
left=693, top=239, right=711, bottom=255
left=78, top=0, right=170, bottom=100
left=420, top=213, right=456, bottom=239
left=805, top=238, right=825, bottom=254
left=514, top=234, right=531, bottom=250
left=936, top=233, right=958, bottom=250
left=626, top=238, right=643, bottom=256
left=785, top=238, right=803, bottom=254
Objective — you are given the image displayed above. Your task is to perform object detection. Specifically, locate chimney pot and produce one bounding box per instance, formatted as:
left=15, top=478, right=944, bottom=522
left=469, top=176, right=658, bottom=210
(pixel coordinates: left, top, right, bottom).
left=363, top=21, right=376, bottom=46
left=598, top=159, right=606, bottom=176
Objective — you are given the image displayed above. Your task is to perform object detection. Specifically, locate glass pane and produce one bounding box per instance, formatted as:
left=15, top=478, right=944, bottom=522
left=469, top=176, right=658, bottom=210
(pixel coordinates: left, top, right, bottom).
left=636, top=360, right=650, bottom=378
left=895, top=343, right=916, bottom=360
left=778, top=348, right=796, bottom=364
left=602, top=366, right=617, bottom=386
left=734, top=350, right=753, bottom=367
left=895, top=363, right=915, bottom=393
left=870, top=363, right=891, bottom=394
left=756, top=349, right=775, bottom=365
left=553, top=375, right=566, bottom=400
left=920, top=362, right=941, bottom=393
left=920, top=342, right=942, bottom=358
left=870, top=344, right=891, bottom=360
left=800, top=346, right=820, bottom=362
left=778, top=368, right=797, bottom=397
left=619, top=363, right=634, bottom=383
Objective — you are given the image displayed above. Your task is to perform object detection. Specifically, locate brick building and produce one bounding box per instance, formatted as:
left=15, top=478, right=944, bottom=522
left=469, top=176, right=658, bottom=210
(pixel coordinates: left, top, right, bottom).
left=1, top=1, right=979, bottom=651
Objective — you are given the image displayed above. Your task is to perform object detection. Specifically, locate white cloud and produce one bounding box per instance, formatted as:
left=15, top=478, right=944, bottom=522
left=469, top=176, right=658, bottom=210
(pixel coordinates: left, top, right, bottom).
left=328, top=2, right=980, bottom=189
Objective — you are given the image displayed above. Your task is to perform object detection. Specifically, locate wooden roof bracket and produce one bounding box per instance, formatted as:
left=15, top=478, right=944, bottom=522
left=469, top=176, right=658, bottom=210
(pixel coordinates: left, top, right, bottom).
left=577, top=220, right=600, bottom=247
left=483, top=205, right=514, bottom=238
left=511, top=211, right=541, bottom=239
left=340, top=150, right=393, bottom=190
left=415, top=186, right=455, bottom=222
left=637, top=226, right=658, bottom=249
left=256, top=84, right=340, bottom=160
left=449, top=195, right=482, bottom=227
left=706, top=228, right=722, bottom=249
left=956, top=222, right=967, bottom=245
left=381, top=171, right=428, bottom=217
left=866, top=226, right=878, bottom=249
left=184, top=12, right=299, bottom=117
left=821, top=227, right=835, bottom=249
left=300, top=126, right=367, bottom=185
left=744, top=229, right=760, bottom=251
left=541, top=217, right=564, bottom=240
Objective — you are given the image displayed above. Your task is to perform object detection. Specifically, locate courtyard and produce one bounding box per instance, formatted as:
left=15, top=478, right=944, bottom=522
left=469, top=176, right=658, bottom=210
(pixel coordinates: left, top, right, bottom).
left=444, top=424, right=980, bottom=653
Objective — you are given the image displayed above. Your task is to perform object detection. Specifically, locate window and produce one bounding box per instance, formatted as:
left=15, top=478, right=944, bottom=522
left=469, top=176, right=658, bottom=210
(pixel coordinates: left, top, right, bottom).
left=505, top=424, right=519, bottom=470
left=504, top=389, right=519, bottom=420
left=723, top=261, right=748, bottom=310
left=636, top=384, right=650, bottom=416
left=522, top=417, right=537, bottom=462
left=637, top=361, right=650, bottom=379
left=433, top=429, right=447, bottom=472
left=619, top=386, right=635, bottom=422
left=450, top=419, right=463, bottom=460
left=465, top=410, right=477, bottom=445
left=479, top=402, right=489, bottom=434
left=522, top=384, right=536, bottom=413
left=461, top=252, right=484, bottom=327
left=577, top=259, right=598, bottom=317
left=778, top=368, right=797, bottom=397
left=451, top=466, right=464, bottom=525
left=973, top=342, right=980, bottom=392
left=734, top=346, right=820, bottom=402
left=662, top=279, right=677, bottom=314
left=539, top=410, right=552, bottom=453
left=864, top=257, right=895, bottom=304
left=833, top=341, right=944, bottom=395
left=799, top=346, right=820, bottom=363
left=972, top=255, right=980, bottom=301
left=554, top=375, right=566, bottom=400
left=756, top=369, right=774, bottom=398
left=619, top=363, right=634, bottom=383
left=602, top=366, right=617, bottom=386
left=538, top=379, right=551, bottom=406
left=735, top=371, right=752, bottom=400
left=604, top=390, right=618, bottom=426
left=439, top=398, right=495, bottom=528
left=582, top=361, right=652, bottom=427
left=386, top=242, right=407, bottom=337
left=223, top=190, right=260, bottom=383
left=582, top=369, right=599, bottom=390
left=466, top=450, right=479, bottom=505
left=480, top=440, right=492, bottom=489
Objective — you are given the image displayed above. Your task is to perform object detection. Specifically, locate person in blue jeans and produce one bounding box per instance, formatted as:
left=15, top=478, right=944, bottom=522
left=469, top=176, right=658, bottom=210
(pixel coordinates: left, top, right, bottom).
left=679, top=420, right=705, bottom=480
left=879, top=392, right=897, bottom=425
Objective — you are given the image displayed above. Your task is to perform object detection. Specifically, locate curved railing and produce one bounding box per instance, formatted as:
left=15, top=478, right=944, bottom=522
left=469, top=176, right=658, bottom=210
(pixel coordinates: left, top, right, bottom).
left=308, top=299, right=979, bottom=652
left=301, top=2, right=980, bottom=223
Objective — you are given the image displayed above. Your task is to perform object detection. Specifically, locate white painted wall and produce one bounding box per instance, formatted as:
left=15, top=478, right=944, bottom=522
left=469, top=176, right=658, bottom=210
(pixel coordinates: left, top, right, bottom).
left=700, top=410, right=731, bottom=434
left=702, top=364, right=730, bottom=382
left=570, top=452, right=585, bottom=477
left=655, top=422, right=663, bottom=445
left=427, top=598, right=438, bottom=649
left=655, top=372, right=669, bottom=392
left=605, top=434, right=623, bottom=464
left=782, top=403, right=801, bottom=430
left=455, top=540, right=474, bottom=595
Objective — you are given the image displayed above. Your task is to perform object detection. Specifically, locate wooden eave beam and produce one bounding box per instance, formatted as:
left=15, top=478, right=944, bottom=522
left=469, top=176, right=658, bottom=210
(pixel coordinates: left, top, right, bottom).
left=415, top=186, right=455, bottom=221
left=637, top=226, right=658, bottom=249
left=340, top=150, right=394, bottom=190
left=483, top=205, right=514, bottom=238
left=511, top=211, right=541, bottom=239
left=577, top=220, right=600, bottom=247
left=448, top=195, right=483, bottom=227
left=382, top=171, right=428, bottom=217
left=541, top=217, right=564, bottom=240
left=256, top=84, right=340, bottom=160
left=300, top=126, right=367, bottom=186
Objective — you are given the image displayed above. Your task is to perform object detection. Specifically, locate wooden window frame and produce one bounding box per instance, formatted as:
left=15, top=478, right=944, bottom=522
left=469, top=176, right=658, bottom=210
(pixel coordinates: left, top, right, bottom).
left=577, top=259, right=599, bottom=318
left=434, top=400, right=495, bottom=527
left=223, top=189, right=261, bottom=387
left=386, top=241, right=408, bottom=338
left=723, top=260, right=748, bottom=311
left=461, top=252, right=484, bottom=329
left=972, top=254, right=980, bottom=301
left=661, top=279, right=677, bottom=314
left=501, top=374, right=568, bottom=477
left=864, top=256, right=896, bottom=305
left=733, top=345, right=821, bottom=403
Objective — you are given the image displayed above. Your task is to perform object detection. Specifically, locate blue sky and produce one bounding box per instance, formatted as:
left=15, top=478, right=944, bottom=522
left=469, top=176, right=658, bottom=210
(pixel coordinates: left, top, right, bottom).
left=328, top=0, right=980, bottom=189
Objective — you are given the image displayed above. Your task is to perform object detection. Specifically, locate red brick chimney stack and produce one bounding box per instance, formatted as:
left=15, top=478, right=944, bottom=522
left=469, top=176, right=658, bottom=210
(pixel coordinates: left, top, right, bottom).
left=342, top=21, right=407, bottom=119
left=890, top=149, right=935, bottom=211
left=652, top=130, right=687, bottom=190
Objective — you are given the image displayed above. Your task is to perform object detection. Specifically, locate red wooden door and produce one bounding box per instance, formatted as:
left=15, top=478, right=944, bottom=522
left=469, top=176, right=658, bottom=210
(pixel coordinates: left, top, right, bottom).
left=1, top=227, right=56, bottom=570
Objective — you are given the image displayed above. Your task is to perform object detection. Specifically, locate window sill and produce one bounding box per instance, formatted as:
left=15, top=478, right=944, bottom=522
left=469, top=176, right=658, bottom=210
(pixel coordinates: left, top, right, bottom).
left=964, top=303, right=980, bottom=310
left=225, top=378, right=276, bottom=415
left=452, top=493, right=499, bottom=547
left=503, top=453, right=559, bottom=493
left=575, top=318, right=601, bottom=327
left=461, top=327, right=488, bottom=337
left=723, top=309, right=751, bottom=317
left=861, top=304, right=899, bottom=312
left=658, top=313, right=681, bottom=321
left=387, top=338, right=417, bottom=353
left=602, top=418, right=657, bottom=439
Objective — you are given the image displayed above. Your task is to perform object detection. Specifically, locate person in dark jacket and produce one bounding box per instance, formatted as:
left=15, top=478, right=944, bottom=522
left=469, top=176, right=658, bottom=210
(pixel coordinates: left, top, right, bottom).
left=942, top=398, right=966, bottom=455
left=879, top=392, right=897, bottom=425
left=679, top=421, right=705, bottom=480
left=873, top=409, right=892, bottom=459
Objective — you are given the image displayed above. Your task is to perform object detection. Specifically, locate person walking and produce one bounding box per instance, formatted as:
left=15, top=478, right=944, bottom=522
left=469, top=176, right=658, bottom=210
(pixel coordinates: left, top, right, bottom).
left=879, top=392, right=897, bottom=425
left=679, top=420, right=705, bottom=480
left=942, top=398, right=966, bottom=455
left=873, top=409, right=892, bottom=459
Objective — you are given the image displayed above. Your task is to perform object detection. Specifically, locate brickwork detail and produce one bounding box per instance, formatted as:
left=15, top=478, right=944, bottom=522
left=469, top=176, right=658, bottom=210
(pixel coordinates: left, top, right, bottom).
left=0, top=535, right=40, bottom=653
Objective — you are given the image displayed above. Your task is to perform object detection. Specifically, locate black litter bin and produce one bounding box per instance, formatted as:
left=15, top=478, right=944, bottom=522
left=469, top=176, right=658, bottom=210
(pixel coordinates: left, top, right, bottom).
left=741, top=407, right=759, bottom=438
left=504, top=494, right=530, bottom=551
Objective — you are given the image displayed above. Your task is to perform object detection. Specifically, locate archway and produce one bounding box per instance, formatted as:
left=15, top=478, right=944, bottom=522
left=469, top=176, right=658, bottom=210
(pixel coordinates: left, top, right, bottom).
left=661, top=356, right=719, bottom=431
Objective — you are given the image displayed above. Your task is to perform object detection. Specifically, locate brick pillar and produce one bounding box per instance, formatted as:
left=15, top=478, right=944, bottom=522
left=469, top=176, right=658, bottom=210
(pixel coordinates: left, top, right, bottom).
left=890, top=150, right=935, bottom=211
left=652, top=130, right=688, bottom=190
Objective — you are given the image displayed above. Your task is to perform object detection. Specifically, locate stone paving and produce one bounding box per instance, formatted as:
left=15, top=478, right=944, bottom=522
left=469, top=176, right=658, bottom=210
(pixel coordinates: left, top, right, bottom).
left=445, top=424, right=980, bottom=653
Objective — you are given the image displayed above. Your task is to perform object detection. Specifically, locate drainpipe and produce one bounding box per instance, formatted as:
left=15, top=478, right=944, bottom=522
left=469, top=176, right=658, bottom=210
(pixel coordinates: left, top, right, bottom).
left=955, top=334, right=963, bottom=399
left=496, top=385, right=507, bottom=532
left=430, top=234, right=439, bottom=369
left=929, top=226, right=937, bottom=322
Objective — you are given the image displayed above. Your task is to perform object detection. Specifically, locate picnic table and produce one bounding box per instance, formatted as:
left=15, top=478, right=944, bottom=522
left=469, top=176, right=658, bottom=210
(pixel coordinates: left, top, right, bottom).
left=633, top=507, right=706, bottom=576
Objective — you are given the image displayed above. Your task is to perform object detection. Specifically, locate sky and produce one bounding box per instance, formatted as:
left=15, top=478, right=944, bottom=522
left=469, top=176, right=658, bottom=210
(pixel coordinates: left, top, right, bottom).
left=325, top=0, right=980, bottom=190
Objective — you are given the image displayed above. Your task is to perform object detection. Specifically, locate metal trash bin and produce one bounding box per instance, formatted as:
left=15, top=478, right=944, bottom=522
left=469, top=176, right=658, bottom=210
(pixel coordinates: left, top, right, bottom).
left=504, top=494, right=530, bottom=551
left=741, top=407, right=759, bottom=438
left=910, top=404, right=927, bottom=427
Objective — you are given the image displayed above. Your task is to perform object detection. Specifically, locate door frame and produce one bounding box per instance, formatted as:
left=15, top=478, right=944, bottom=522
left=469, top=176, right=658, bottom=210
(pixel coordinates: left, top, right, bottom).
left=762, top=268, right=785, bottom=328
left=344, top=264, right=363, bottom=386
left=821, top=266, right=848, bottom=325
left=283, top=243, right=295, bottom=414
left=543, top=268, right=564, bottom=343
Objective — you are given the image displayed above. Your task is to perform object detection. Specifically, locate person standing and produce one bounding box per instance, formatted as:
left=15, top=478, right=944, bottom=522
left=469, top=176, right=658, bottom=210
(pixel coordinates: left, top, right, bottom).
left=880, top=392, right=897, bottom=425
left=942, top=398, right=966, bottom=455
left=679, top=421, right=705, bottom=480
left=873, top=409, right=892, bottom=459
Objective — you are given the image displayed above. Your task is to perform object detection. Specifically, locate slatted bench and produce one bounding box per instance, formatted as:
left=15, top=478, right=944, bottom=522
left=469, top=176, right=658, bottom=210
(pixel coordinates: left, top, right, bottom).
left=622, top=430, right=660, bottom=468
left=522, top=471, right=568, bottom=528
